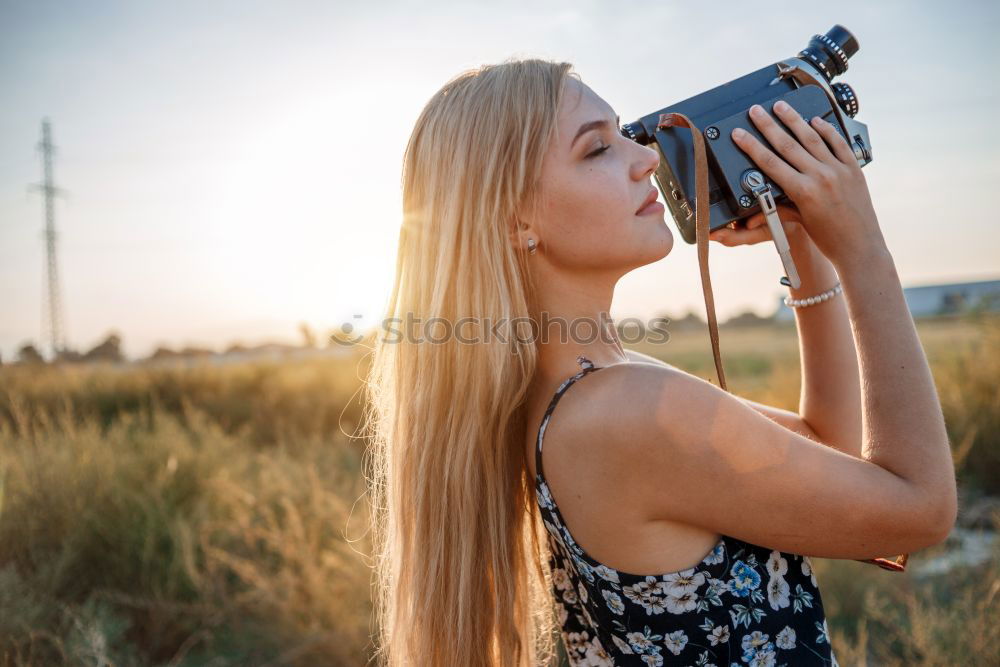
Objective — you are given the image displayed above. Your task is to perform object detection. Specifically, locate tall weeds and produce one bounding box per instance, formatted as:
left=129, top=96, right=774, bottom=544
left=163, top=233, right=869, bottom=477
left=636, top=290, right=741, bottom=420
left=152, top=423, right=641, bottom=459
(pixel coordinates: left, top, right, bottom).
left=1, top=316, right=997, bottom=664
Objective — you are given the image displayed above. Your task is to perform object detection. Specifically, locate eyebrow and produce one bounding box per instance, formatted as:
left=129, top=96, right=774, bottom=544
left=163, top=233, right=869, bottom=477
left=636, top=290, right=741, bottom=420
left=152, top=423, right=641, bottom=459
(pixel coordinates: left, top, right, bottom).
left=571, top=114, right=621, bottom=149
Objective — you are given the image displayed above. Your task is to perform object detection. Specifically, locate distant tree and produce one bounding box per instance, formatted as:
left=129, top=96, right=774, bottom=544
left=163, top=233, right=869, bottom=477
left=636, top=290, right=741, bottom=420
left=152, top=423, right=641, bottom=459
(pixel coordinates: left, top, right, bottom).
left=17, top=343, right=45, bottom=364
left=178, top=346, right=214, bottom=358
left=149, top=346, right=178, bottom=361
left=299, top=322, right=317, bottom=348
left=225, top=341, right=249, bottom=355
left=83, top=332, right=124, bottom=363
left=145, top=345, right=213, bottom=362
left=669, top=310, right=707, bottom=331
left=55, top=347, right=84, bottom=363
left=723, top=310, right=774, bottom=328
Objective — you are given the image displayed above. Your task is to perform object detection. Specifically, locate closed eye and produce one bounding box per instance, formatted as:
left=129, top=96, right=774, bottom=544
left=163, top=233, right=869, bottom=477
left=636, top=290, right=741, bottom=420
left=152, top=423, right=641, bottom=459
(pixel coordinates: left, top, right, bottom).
left=586, top=144, right=610, bottom=159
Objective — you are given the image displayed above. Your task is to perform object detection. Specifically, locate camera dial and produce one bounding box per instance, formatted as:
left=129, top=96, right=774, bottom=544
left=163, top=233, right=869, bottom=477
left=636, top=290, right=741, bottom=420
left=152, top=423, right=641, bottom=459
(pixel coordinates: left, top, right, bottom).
left=831, top=82, right=859, bottom=118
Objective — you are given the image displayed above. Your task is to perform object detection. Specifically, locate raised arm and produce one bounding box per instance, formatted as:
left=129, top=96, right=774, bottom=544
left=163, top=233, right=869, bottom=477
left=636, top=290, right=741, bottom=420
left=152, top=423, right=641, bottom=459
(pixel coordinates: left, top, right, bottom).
left=600, top=243, right=956, bottom=556
left=784, top=230, right=863, bottom=458
left=728, top=99, right=957, bottom=523
left=597, top=100, right=958, bottom=557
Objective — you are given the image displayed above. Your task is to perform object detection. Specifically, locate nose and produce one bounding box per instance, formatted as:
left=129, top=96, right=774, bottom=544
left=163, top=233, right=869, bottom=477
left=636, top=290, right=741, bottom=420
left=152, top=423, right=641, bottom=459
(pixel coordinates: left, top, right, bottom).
left=634, top=142, right=659, bottom=180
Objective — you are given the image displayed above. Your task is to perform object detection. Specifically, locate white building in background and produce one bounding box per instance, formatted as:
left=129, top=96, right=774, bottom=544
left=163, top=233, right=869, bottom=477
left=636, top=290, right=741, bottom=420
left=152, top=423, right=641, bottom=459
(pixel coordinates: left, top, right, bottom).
left=773, top=278, right=1000, bottom=322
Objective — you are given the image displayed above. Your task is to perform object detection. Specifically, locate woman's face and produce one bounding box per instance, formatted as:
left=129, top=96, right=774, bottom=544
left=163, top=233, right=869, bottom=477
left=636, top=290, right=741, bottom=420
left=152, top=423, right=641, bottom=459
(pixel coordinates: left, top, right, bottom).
left=530, top=77, right=673, bottom=275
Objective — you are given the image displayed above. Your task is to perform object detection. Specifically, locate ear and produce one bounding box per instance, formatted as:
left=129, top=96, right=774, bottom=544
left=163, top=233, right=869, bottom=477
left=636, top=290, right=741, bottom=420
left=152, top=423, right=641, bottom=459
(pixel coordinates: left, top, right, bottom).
left=509, top=215, right=539, bottom=254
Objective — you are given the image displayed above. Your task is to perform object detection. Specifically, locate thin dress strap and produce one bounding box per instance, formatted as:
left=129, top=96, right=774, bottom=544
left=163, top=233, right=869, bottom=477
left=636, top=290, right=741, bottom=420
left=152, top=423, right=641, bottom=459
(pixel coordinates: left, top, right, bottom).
left=534, top=354, right=603, bottom=484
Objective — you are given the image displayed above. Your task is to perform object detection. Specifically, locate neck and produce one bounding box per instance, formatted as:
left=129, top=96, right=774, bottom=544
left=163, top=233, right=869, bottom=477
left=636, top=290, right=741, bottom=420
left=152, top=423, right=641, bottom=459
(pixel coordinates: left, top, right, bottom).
left=531, top=269, right=629, bottom=381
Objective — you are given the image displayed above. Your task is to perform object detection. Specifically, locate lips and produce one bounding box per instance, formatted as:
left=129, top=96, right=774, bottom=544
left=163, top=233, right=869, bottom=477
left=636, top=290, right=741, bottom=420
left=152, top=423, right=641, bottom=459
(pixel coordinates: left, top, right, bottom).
left=636, top=187, right=659, bottom=215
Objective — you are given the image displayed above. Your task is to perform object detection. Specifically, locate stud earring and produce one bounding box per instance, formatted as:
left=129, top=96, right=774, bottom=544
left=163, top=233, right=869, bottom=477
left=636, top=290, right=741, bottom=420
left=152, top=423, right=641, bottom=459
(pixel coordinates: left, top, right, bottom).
left=527, top=238, right=537, bottom=255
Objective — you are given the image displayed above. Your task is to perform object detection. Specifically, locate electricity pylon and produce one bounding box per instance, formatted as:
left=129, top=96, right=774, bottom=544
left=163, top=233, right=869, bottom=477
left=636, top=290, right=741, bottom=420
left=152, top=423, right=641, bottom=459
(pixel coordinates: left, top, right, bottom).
left=29, top=118, right=68, bottom=359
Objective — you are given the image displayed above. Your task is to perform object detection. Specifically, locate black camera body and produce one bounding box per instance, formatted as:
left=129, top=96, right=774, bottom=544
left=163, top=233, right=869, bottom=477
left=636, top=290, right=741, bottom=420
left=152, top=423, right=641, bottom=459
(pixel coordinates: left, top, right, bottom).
left=621, top=25, right=871, bottom=245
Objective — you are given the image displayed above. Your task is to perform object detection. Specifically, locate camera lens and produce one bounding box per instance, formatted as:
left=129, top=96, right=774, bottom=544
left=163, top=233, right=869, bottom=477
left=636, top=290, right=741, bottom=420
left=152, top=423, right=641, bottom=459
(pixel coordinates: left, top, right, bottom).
left=798, top=24, right=859, bottom=80
left=620, top=121, right=650, bottom=145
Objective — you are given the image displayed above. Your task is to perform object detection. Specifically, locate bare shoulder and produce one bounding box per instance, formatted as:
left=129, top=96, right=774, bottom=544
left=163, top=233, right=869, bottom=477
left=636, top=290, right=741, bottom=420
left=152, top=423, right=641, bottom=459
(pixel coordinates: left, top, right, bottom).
left=624, top=348, right=818, bottom=439
left=544, top=358, right=685, bottom=473
left=623, top=348, right=676, bottom=370
left=557, top=356, right=950, bottom=559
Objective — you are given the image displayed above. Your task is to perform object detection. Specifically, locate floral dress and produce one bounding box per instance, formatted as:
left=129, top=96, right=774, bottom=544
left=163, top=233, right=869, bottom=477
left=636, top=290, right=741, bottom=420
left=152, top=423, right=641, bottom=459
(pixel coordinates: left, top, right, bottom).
left=535, top=355, right=839, bottom=667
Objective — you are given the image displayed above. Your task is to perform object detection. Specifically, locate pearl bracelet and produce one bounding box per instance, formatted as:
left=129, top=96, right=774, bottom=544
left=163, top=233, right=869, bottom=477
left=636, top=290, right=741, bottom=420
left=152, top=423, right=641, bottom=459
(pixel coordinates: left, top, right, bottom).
left=783, top=281, right=842, bottom=308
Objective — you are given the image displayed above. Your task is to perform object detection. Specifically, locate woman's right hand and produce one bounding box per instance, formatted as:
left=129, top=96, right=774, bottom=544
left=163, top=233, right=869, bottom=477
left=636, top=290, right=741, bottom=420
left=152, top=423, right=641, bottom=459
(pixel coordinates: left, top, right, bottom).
left=731, top=100, right=888, bottom=268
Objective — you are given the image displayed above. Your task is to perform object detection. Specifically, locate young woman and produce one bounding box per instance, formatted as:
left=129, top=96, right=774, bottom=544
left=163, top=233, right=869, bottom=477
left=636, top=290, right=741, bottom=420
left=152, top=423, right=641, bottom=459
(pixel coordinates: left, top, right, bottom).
left=363, top=58, right=957, bottom=666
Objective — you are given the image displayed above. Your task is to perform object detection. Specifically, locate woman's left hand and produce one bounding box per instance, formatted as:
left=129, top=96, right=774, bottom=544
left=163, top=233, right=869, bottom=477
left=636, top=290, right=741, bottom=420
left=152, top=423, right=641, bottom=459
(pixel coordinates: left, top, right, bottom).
left=708, top=201, right=809, bottom=248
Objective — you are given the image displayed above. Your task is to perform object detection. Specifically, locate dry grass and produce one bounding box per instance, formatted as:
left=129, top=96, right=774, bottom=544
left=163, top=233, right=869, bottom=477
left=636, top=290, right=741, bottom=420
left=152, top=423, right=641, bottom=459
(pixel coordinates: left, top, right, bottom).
left=1, top=356, right=375, bottom=666
left=1, top=314, right=997, bottom=665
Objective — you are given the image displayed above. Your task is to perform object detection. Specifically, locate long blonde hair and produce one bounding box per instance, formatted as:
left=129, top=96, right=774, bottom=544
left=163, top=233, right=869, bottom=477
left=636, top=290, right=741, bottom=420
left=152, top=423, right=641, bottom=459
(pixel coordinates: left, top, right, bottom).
left=362, top=58, right=577, bottom=666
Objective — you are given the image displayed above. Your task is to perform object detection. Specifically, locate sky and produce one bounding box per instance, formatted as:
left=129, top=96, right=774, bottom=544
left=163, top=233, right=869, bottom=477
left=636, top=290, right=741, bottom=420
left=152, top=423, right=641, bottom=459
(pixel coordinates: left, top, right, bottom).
left=1, top=0, right=998, bottom=360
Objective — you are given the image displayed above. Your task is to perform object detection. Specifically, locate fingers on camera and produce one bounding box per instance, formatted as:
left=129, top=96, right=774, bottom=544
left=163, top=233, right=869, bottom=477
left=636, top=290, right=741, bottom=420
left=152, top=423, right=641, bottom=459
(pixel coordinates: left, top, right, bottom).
left=748, top=103, right=815, bottom=174
left=732, top=123, right=802, bottom=196
left=773, top=101, right=838, bottom=167
left=809, top=116, right=858, bottom=166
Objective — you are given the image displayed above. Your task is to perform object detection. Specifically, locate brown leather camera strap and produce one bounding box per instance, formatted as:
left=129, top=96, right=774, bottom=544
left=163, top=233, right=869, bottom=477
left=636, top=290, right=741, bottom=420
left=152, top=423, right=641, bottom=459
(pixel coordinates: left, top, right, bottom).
left=656, top=112, right=728, bottom=393
left=653, top=110, right=908, bottom=573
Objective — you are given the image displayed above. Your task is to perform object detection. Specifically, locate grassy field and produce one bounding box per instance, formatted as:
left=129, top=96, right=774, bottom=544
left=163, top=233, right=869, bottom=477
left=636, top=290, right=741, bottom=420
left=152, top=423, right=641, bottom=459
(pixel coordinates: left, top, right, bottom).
left=1, top=314, right=998, bottom=665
